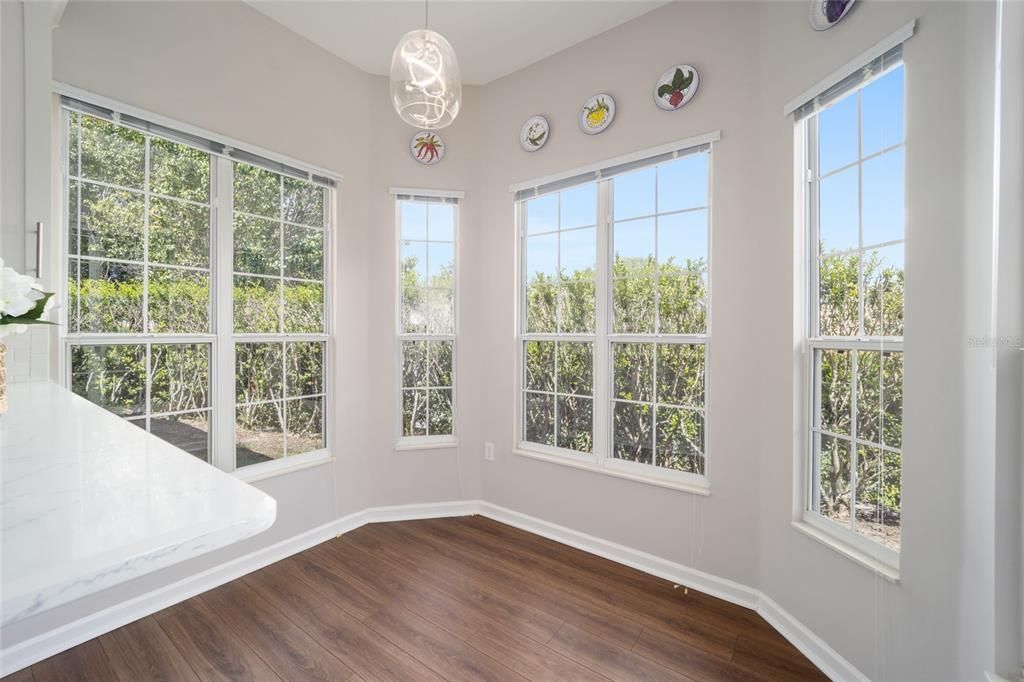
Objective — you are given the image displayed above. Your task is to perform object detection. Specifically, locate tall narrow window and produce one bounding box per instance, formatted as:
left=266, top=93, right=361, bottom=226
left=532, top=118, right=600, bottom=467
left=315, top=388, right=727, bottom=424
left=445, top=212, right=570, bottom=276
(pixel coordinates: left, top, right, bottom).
left=396, top=193, right=458, bottom=444
left=802, top=54, right=904, bottom=556
left=516, top=137, right=714, bottom=487
left=62, top=99, right=334, bottom=475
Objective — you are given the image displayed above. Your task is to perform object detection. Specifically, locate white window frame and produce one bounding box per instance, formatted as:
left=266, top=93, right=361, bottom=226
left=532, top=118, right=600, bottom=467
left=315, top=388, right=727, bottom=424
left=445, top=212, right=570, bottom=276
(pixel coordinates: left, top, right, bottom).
left=392, top=187, right=463, bottom=451
left=792, top=52, right=907, bottom=577
left=512, top=135, right=717, bottom=494
left=56, top=87, right=340, bottom=481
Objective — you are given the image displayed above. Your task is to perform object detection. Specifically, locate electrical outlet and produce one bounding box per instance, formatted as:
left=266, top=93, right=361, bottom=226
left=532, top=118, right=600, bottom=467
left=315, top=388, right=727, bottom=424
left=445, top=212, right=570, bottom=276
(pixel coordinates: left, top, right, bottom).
left=484, top=442, right=495, bottom=461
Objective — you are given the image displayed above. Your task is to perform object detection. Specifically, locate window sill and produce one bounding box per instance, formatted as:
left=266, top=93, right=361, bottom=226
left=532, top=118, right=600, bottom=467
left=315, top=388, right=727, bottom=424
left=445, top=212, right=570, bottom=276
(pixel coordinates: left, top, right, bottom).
left=512, top=446, right=711, bottom=496
left=791, top=516, right=900, bottom=583
left=233, top=449, right=334, bottom=483
left=394, top=437, right=459, bottom=452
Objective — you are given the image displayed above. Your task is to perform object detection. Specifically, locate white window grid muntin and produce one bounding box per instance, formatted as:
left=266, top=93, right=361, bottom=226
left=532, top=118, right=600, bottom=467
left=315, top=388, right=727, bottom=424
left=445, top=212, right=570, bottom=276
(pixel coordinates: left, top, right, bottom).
left=395, top=198, right=458, bottom=444
left=803, top=64, right=904, bottom=558
left=515, top=146, right=712, bottom=486
left=60, top=107, right=333, bottom=474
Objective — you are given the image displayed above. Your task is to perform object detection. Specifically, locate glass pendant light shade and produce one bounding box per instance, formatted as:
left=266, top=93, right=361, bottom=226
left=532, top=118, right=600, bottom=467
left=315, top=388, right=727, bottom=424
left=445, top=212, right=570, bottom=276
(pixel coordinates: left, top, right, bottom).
left=390, top=29, right=462, bottom=129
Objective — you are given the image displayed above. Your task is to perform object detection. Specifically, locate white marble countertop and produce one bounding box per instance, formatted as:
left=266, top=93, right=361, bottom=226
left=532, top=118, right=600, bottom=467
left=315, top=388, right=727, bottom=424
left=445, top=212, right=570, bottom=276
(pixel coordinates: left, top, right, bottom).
left=0, top=381, right=276, bottom=626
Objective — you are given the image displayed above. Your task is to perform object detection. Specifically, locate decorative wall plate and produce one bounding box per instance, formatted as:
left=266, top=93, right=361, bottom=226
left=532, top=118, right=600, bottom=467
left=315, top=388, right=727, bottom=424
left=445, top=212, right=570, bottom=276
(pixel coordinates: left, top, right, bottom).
left=410, top=130, right=445, bottom=165
left=579, top=94, right=615, bottom=135
left=654, top=65, right=699, bottom=111
left=809, top=0, right=856, bottom=31
left=520, top=115, right=550, bottom=152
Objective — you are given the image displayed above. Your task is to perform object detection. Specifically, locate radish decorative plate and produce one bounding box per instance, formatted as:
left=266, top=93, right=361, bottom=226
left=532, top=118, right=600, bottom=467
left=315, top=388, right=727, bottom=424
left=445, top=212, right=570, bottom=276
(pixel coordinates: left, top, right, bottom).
left=654, top=65, right=699, bottom=111
left=809, top=0, right=856, bottom=31
left=410, top=130, right=445, bottom=165
left=579, top=94, right=615, bottom=135
left=520, top=115, right=550, bottom=152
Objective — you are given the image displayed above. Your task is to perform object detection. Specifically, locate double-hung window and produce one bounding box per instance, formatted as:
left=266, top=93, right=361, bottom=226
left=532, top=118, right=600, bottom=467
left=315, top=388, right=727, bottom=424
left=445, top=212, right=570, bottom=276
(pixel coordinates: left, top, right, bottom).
left=62, top=97, right=334, bottom=476
left=798, top=47, right=905, bottom=560
left=395, top=192, right=458, bottom=445
left=517, top=136, right=714, bottom=488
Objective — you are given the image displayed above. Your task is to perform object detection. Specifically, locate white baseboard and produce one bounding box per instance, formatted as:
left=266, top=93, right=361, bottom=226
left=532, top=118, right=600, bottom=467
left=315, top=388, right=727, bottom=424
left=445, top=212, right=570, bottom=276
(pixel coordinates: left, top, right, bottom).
left=1, top=499, right=865, bottom=682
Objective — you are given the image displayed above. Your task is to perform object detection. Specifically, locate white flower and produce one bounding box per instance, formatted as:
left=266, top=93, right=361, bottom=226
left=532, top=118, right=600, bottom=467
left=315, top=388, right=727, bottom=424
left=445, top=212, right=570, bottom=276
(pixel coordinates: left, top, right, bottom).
left=0, top=258, right=45, bottom=319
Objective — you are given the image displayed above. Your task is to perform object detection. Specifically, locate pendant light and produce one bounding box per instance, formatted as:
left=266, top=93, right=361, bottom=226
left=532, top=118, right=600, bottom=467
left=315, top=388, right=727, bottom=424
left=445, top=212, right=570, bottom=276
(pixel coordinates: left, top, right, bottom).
left=389, top=0, right=462, bottom=129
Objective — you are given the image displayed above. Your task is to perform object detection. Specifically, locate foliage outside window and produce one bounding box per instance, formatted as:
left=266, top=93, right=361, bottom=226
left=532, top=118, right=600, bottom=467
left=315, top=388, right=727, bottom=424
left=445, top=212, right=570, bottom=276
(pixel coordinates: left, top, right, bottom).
left=64, top=108, right=331, bottom=472
left=398, top=198, right=456, bottom=441
left=518, top=147, right=710, bottom=483
left=805, top=65, right=905, bottom=555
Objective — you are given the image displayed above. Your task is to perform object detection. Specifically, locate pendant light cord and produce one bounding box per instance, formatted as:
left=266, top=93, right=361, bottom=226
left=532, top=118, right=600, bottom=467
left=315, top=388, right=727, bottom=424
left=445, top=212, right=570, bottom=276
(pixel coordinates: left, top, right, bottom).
left=424, top=0, right=429, bottom=29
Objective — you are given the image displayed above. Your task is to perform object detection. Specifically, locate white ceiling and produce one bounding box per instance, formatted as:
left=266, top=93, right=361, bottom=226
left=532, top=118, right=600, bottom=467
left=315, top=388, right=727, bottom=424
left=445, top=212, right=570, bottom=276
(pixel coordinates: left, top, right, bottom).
left=244, top=1, right=666, bottom=86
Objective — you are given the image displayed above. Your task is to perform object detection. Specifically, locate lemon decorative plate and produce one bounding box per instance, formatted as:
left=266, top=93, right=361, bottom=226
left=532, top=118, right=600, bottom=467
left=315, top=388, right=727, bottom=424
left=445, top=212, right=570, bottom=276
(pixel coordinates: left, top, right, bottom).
left=579, top=94, right=615, bottom=135
left=410, top=130, right=445, bottom=165
left=520, top=115, right=550, bottom=152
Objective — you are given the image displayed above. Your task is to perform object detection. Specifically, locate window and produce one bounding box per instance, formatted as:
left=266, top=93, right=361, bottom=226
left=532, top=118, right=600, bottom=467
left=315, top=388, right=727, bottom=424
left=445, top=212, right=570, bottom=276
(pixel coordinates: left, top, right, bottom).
left=517, top=139, right=713, bottom=487
left=801, top=56, right=905, bottom=557
left=63, top=102, right=333, bottom=475
left=396, top=193, right=458, bottom=444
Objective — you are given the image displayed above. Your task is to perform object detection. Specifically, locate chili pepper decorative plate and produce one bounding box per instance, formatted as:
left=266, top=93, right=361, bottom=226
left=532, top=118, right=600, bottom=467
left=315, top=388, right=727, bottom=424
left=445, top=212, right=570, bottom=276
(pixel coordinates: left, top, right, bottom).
left=809, top=0, right=855, bottom=31
left=411, top=130, right=445, bottom=165
left=579, top=94, right=615, bottom=135
left=520, top=115, right=550, bottom=152
left=654, top=65, right=699, bottom=111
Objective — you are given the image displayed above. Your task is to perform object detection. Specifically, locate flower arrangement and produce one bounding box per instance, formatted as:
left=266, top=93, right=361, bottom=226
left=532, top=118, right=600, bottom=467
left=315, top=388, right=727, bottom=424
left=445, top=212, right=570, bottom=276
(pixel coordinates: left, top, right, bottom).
left=1, top=259, right=54, bottom=337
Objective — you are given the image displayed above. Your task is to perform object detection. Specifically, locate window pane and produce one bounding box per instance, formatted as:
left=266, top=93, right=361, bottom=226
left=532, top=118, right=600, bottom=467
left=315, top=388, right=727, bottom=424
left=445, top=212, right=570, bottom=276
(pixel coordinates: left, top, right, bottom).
left=818, top=253, right=859, bottom=337
left=524, top=341, right=555, bottom=392
left=76, top=259, right=144, bottom=334
left=234, top=214, right=281, bottom=276
left=558, top=279, right=596, bottom=334
left=557, top=342, right=592, bottom=396
left=77, top=182, right=145, bottom=262
left=658, top=273, right=706, bottom=335
left=657, top=344, right=704, bottom=408
left=657, top=153, right=708, bottom=213
left=817, top=349, right=852, bottom=435
left=284, top=225, right=323, bottom=280
left=425, top=288, right=454, bottom=335
left=856, top=350, right=881, bottom=445
left=855, top=445, right=900, bottom=550
left=235, top=342, right=284, bottom=404
left=149, top=138, right=210, bottom=203
left=658, top=210, right=707, bottom=270
left=524, top=392, right=555, bottom=446
left=282, top=177, right=323, bottom=227
left=428, top=389, right=453, bottom=435
left=402, top=340, right=428, bottom=388
left=613, top=343, right=653, bottom=402
left=149, top=197, right=210, bottom=268
left=863, top=243, right=903, bottom=337
left=428, top=340, right=453, bottom=387
left=612, top=276, right=655, bottom=334
left=403, top=389, right=428, bottom=436
left=148, top=267, right=210, bottom=334
left=401, top=202, right=428, bottom=240
left=559, top=227, right=595, bottom=279
left=283, top=281, right=323, bottom=333
left=557, top=395, right=592, bottom=452
left=526, top=194, right=558, bottom=234
left=236, top=401, right=285, bottom=466
left=151, top=343, right=210, bottom=413
left=233, top=163, right=280, bottom=219
left=428, top=203, right=454, bottom=241
left=559, top=183, right=597, bottom=228
left=612, top=401, right=653, bottom=464
left=526, top=233, right=558, bottom=282
left=234, top=276, right=280, bottom=333
left=613, top=218, right=655, bottom=277
left=861, top=66, right=904, bottom=157
left=816, top=434, right=851, bottom=524
left=79, top=115, right=145, bottom=189
left=427, top=242, right=454, bottom=287
left=861, top=148, right=904, bottom=247
left=614, top=167, right=656, bottom=220
left=287, top=397, right=324, bottom=454
left=656, top=406, right=704, bottom=474
left=287, top=341, right=324, bottom=398
left=400, top=241, right=428, bottom=288
left=68, top=112, right=80, bottom=176
left=68, top=180, right=80, bottom=255
left=882, top=352, right=903, bottom=449
left=526, top=282, right=557, bottom=333
left=151, top=411, right=210, bottom=462
left=818, top=94, right=858, bottom=175
left=402, top=287, right=428, bottom=334
left=71, top=344, right=146, bottom=417
left=819, top=165, right=859, bottom=254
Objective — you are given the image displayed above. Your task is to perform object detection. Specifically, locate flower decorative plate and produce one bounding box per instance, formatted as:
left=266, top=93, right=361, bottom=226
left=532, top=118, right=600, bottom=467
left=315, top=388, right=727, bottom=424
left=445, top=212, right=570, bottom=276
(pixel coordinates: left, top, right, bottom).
left=654, top=65, right=699, bottom=111
left=410, top=130, right=445, bottom=165
left=809, top=0, right=856, bottom=31
left=579, top=94, right=615, bottom=135
left=520, top=115, right=550, bottom=152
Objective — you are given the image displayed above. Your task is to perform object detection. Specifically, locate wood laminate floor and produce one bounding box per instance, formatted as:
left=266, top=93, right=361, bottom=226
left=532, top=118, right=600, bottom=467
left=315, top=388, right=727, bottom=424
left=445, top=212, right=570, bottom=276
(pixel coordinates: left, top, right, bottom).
left=7, top=517, right=827, bottom=681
